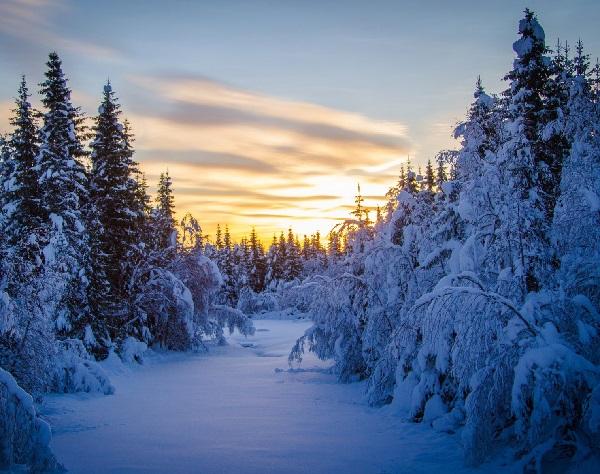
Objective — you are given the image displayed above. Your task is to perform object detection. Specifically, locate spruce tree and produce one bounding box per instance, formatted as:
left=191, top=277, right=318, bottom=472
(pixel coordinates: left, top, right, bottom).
left=275, top=232, right=287, bottom=280
left=328, top=230, right=342, bottom=260
left=2, top=77, right=43, bottom=281
left=264, top=234, right=279, bottom=288
left=37, top=52, right=90, bottom=336
left=0, top=133, right=10, bottom=233
left=424, top=159, right=435, bottom=192
left=314, top=231, right=328, bottom=268
left=302, top=235, right=311, bottom=260
left=405, top=159, right=418, bottom=194
left=435, top=152, right=448, bottom=187
left=352, top=184, right=366, bottom=225
left=154, top=171, right=177, bottom=252
left=90, top=83, right=143, bottom=272
left=286, top=228, right=302, bottom=280
left=215, top=224, right=223, bottom=250
left=88, top=82, right=144, bottom=349
left=180, top=213, right=203, bottom=252
left=221, top=225, right=236, bottom=304
left=223, top=225, right=232, bottom=251
left=248, top=227, right=265, bottom=292
left=501, top=9, right=558, bottom=293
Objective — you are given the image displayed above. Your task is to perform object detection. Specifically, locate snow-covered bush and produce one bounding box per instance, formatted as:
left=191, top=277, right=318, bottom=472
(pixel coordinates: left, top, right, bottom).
left=0, top=368, right=63, bottom=472
left=210, top=305, right=255, bottom=344
left=236, top=287, right=279, bottom=316
left=52, top=339, right=114, bottom=395
left=126, top=247, right=254, bottom=350
left=175, top=251, right=255, bottom=344
left=138, top=266, right=195, bottom=351
left=119, top=337, right=148, bottom=364
left=0, top=277, right=59, bottom=395
left=290, top=272, right=370, bottom=382
left=174, top=254, right=222, bottom=325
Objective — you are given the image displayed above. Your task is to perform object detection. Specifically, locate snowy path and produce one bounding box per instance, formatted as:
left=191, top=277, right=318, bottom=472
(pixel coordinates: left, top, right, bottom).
left=43, top=319, right=480, bottom=474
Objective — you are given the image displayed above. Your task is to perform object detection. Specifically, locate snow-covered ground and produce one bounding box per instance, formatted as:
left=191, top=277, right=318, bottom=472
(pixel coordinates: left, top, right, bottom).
left=42, top=319, right=487, bottom=474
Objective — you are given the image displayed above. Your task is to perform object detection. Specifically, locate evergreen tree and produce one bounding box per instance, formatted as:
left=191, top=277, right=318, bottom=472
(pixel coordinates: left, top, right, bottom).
left=384, top=165, right=406, bottom=217
left=275, top=232, right=287, bottom=280
left=351, top=184, right=365, bottom=224
left=221, top=225, right=236, bottom=304
left=405, top=159, right=418, bottom=194
left=248, top=227, right=265, bottom=292
left=154, top=171, right=177, bottom=253
left=88, top=82, right=144, bottom=349
left=435, top=152, right=448, bottom=187
left=180, top=213, right=203, bottom=252
left=239, top=237, right=250, bottom=288
left=215, top=224, right=223, bottom=250
left=223, top=225, right=232, bottom=251
left=36, top=52, right=90, bottom=336
left=286, top=228, right=302, bottom=280
left=264, top=234, right=279, bottom=288
left=500, top=9, right=559, bottom=293
left=2, top=77, right=43, bottom=281
left=327, top=230, right=343, bottom=261
left=424, top=159, right=435, bottom=192
left=302, top=235, right=311, bottom=260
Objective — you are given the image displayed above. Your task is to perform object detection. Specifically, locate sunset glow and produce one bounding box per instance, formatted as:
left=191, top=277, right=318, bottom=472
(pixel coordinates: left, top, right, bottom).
left=2, top=0, right=599, bottom=241
left=127, top=75, right=409, bottom=239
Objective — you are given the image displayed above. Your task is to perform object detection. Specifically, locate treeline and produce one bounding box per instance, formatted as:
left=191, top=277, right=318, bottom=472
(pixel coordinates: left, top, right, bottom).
left=206, top=174, right=459, bottom=306
left=202, top=162, right=451, bottom=309
left=0, top=53, right=252, bottom=400
left=289, top=10, right=600, bottom=469
left=202, top=226, right=331, bottom=304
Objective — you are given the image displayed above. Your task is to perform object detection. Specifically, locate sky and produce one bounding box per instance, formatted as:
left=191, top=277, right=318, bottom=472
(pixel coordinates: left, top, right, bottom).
left=1, top=0, right=599, bottom=241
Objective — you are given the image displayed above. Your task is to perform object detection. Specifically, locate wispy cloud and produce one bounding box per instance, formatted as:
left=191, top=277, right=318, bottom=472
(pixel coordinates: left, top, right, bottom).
left=0, top=0, right=120, bottom=60
left=0, top=101, right=12, bottom=133
left=127, top=74, right=410, bottom=239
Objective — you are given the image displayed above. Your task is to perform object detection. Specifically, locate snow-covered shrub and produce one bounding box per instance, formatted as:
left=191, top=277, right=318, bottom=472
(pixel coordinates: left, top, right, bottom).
left=0, top=279, right=58, bottom=395
left=509, top=335, right=599, bottom=469
left=140, top=267, right=195, bottom=351
left=127, top=246, right=253, bottom=350
left=236, top=287, right=279, bottom=315
left=210, top=305, right=255, bottom=344
left=174, top=251, right=255, bottom=344
left=119, top=337, right=148, bottom=364
left=0, top=368, right=63, bottom=472
left=276, top=280, right=309, bottom=313
left=290, top=272, right=370, bottom=382
left=52, top=339, right=114, bottom=395
left=174, top=254, right=222, bottom=327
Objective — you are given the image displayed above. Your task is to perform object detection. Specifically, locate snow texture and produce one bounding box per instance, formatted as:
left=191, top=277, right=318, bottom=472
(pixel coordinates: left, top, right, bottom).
left=43, top=320, right=494, bottom=474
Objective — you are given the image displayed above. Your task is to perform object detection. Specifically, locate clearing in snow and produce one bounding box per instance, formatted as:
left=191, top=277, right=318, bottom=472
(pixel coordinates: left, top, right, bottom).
left=41, top=319, right=485, bottom=474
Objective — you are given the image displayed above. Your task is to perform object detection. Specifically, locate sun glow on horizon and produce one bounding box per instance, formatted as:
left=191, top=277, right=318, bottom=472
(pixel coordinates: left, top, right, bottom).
left=129, top=75, right=411, bottom=243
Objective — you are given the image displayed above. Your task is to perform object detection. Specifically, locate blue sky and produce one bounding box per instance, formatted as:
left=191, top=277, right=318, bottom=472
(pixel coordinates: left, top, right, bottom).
left=1, top=0, right=599, bottom=239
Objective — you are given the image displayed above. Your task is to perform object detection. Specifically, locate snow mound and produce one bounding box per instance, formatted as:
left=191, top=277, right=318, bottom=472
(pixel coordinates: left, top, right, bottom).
left=120, top=337, right=148, bottom=364
left=0, top=367, right=64, bottom=472
left=237, top=287, right=279, bottom=315
left=53, top=339, right=115, bottom=395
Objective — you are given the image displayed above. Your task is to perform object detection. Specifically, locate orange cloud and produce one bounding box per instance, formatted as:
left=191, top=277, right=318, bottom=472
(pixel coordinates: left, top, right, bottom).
left=126, top=74, right=410, bottom=241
